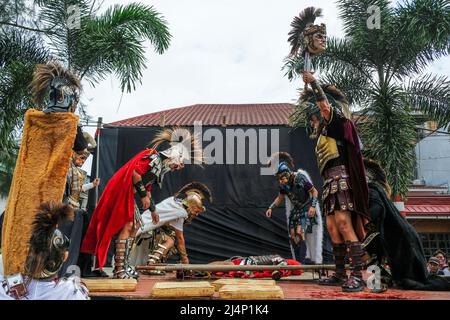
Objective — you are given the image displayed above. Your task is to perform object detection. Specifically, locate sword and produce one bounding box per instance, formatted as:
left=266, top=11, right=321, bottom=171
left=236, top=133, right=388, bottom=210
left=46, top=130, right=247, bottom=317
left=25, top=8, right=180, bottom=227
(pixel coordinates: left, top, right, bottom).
left=303, top=50, right=312, bottom=91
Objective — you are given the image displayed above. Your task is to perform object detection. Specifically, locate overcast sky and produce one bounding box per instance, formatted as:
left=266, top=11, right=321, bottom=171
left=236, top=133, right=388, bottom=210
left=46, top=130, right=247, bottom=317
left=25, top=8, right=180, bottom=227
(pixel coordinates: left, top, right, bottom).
left=81, top=0, right=450, bottom=125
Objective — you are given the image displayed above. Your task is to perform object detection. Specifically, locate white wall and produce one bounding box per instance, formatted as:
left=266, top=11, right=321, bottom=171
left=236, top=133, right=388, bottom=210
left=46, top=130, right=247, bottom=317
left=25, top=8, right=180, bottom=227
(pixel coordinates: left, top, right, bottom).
left=415, top=130, right=450, bottom=187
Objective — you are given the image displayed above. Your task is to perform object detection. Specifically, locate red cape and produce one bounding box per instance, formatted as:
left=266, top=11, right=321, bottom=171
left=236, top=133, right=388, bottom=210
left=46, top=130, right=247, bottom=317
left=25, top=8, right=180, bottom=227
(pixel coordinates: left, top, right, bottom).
left=80, top=149, right=156, bottom=270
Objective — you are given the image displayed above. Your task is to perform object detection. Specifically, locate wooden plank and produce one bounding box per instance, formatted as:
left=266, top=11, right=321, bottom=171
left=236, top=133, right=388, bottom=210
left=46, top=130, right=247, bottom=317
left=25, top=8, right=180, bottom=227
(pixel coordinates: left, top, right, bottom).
left=81, top=278, right=138, bottom=292
left=212, top=279, right=276, bottom=291
left=151, top=281, right=215, bottom=298
left=218, top=285, right=284, bottom=300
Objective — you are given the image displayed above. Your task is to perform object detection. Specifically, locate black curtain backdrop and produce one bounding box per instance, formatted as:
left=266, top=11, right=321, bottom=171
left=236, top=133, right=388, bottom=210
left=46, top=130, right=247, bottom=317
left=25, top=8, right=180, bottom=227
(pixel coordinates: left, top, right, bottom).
left=88, top=125, right=332, bottom=264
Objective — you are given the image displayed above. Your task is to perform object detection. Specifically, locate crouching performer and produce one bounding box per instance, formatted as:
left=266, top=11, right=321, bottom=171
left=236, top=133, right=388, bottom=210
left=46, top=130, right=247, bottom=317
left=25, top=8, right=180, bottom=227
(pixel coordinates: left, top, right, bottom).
left=0, top=202, right=89, bottom=300
left=80, top=128, right=201, bottom=279
left=363, top=159, right=450, bottom=292
left=301, top=73, right=370, bottom=292
left=130, top=182, right=213, bottom=273
left=266, top=152, right=323, bottom=264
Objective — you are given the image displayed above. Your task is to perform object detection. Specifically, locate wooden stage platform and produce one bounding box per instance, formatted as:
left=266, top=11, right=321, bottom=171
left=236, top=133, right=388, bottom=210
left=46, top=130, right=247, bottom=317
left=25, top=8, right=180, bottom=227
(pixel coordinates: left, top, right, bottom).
left=85, top=273, right=450, bottom=300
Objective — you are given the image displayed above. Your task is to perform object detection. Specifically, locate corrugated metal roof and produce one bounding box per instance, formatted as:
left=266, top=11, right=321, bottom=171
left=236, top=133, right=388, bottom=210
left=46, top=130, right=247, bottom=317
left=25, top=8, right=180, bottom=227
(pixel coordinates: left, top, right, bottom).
left=106, top=103, right=295, bottom=127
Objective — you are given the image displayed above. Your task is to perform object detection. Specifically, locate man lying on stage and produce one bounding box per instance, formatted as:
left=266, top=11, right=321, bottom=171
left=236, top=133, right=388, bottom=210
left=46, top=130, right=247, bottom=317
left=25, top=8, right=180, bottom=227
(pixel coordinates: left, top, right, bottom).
left=0, top=202, right=89, bottom=300
left=210, top=255, right=303, bottom=280
left=266, top=152, right=323, bottom=264
left=129, top=182, right=213, bottom=273
left=80, top=128, right=202, bottom=279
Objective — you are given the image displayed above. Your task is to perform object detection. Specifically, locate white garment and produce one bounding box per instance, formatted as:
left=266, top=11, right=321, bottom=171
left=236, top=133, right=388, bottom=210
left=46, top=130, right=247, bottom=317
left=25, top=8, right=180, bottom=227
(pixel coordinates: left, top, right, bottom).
left=137, top=196, right=188, bottom=236
left=0, top=275, right=90, bottom=300
left=130, top=197, right=188, bottom=266
left=285, top=169, right=323, bottom=264
left=81, top=182, right=95, bottom=192
left=170, top=217, right=184, bottom=232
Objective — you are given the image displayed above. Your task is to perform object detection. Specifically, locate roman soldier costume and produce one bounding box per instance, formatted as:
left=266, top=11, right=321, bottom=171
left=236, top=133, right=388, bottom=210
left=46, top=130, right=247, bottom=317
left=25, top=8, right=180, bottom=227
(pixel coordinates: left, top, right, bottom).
left=289, top=6, right=369, bottom=291
left=0, top=202, right=89, bottom=300
left=267, top=152, right=323, bottom=264
left=80, top=128, right=202, bottom=279
left=131, top=182, right=213, bottom=271
left=297, top=83, right=370, bottom=291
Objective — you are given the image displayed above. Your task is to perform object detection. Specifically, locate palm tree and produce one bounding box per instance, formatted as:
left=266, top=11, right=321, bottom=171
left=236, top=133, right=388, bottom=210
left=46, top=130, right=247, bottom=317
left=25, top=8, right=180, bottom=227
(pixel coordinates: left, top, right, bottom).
left=34, top=0, right=171, bottom=92
left=0, top=0, right=172, bottom=195
left=285, top=0, right=450, bottom=197
left=0, top=30, right=50, bottom=196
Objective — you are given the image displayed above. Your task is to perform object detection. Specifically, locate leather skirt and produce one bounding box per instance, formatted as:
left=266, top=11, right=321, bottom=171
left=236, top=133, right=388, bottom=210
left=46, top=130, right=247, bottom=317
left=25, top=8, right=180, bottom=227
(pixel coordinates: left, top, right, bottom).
left=322, top=165, right=355, bottom=215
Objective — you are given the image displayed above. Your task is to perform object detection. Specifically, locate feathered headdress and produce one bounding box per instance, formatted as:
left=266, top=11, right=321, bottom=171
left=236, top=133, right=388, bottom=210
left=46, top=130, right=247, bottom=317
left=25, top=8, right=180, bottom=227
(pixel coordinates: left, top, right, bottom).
left=150, top=127, right=203, bottom=165
left=31, top=61, right=81, bottom=111
left=24, top=202, right=73, bottom=279
left=293, top=84, right=351, bottom=138
left=288, top=7, right=326, bottom=56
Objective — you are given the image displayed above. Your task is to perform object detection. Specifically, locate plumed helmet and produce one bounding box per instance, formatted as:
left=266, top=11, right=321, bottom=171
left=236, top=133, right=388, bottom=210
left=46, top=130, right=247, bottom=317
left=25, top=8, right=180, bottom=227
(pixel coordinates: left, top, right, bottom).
left=149, top=127, right=202, bottom=167
left=293, top=83, right=351, bottom=138
left=24, top=202, right=73, bottom=279
left=31, top=61, right=81, bottom=113
left=267, top=152, right=295, bottom=178
left=288, top=7, right=326, bottom=56
left=175, top=182, right=213, bottom=221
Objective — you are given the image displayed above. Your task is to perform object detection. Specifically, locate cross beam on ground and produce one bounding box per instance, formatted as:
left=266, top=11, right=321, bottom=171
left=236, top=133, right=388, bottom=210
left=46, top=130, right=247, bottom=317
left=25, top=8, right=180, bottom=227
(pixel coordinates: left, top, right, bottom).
left=136, top=264, right=337, bottom=272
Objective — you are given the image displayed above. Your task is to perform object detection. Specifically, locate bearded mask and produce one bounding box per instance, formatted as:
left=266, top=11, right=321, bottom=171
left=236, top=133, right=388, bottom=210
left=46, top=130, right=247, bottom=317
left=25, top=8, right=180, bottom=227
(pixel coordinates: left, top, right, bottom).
left=303, top=24, right=327, bottom=55
left=288, top=7, right=327, bottom=56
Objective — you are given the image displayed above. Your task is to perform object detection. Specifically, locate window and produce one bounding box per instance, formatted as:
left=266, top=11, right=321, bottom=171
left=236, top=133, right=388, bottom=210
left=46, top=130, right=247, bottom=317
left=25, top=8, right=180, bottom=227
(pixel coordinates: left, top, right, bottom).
left=420, top=233, right=450, bottom=259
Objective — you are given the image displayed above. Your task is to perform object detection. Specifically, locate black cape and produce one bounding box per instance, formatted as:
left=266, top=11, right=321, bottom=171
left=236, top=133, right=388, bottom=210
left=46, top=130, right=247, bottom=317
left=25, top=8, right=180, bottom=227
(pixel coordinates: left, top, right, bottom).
left=367, top=182, right=450, bottom=291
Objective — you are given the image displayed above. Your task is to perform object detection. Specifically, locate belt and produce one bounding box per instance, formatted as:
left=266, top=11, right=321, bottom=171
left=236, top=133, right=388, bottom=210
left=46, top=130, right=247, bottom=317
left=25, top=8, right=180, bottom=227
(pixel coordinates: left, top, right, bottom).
left=324, top=165, right=348, bottom=178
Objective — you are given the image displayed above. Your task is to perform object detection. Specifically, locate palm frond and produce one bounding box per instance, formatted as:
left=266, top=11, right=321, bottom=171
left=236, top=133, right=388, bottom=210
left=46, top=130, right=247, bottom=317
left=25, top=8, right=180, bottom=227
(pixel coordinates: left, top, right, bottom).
left=0, top=29, right=50, bottom=192
left=388, top=0, right=450, bottom=78
left=358, top=85, right=417, bottom=197
left=404, top=73, right=450, bottom=128
left=320, top=69, right=371, bottom=107
left=94, top=3, right=171, bottom=54
left=70, top=2, right=171, bottom=92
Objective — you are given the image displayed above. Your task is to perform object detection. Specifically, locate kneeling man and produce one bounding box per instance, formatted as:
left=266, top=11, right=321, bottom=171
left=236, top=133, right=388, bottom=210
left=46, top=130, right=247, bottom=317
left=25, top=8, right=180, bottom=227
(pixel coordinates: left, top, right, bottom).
left=130, top=182, right=212, bottom=269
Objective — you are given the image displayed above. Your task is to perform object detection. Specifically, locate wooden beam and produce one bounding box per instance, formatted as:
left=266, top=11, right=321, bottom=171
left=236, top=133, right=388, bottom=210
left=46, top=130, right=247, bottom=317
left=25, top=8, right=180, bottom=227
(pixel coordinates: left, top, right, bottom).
left=136, top=263, right=336, bottom=272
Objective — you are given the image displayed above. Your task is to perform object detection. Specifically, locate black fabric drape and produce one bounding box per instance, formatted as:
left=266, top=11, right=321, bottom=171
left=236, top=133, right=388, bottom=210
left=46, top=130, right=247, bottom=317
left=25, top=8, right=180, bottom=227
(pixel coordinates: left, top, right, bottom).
left=59, top=209, right=84, bottom=277
left=89, top=125, right=329, bottom=263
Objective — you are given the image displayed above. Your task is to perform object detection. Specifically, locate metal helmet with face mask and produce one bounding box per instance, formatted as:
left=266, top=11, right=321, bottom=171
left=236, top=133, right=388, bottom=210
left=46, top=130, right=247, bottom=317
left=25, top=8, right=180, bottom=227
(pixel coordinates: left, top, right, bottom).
left=149, top=127, right=203, bottom=186
left=31, top=61, right=81, bottom=113
left=174, top=182, right=213, bottom=224
left=295, top=84, right=351, bottom=139
left=24, top=202, right=73, bottom=279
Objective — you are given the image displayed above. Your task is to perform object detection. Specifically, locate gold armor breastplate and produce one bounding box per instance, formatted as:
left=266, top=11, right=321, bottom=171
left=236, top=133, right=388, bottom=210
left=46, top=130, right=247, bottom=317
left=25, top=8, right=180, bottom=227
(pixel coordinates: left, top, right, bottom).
left=316, top=134, right=340, bottom=175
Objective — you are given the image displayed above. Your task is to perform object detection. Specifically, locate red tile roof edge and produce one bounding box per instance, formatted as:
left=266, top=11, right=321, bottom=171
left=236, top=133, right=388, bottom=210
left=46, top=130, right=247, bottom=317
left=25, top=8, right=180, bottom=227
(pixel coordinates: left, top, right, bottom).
left=105, top=103, right=295, bottom=127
